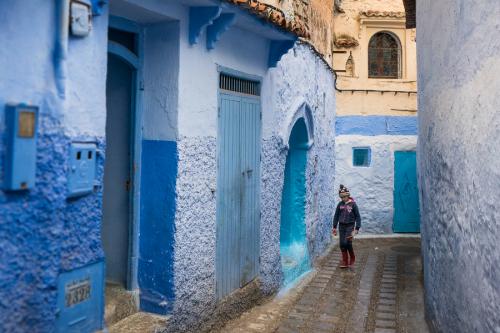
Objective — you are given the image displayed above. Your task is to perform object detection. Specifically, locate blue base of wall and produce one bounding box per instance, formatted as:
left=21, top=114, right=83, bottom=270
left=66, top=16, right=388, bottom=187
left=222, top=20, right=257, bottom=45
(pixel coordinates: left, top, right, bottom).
left=139, top=140, right=177, bottom=315
left=0, top=112, right=105, bottom=332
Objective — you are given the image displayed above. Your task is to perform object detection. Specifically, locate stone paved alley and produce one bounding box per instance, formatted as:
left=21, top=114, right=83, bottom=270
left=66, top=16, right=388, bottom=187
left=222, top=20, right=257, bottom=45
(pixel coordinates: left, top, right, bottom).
left=212, top=238, right=429, bottom=333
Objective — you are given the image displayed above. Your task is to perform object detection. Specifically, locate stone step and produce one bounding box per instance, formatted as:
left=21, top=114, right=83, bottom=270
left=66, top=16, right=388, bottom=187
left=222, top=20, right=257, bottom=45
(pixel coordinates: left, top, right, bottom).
left=104, top=283, right=139, bottom=327
left=106, top=312, right=170, bottom=333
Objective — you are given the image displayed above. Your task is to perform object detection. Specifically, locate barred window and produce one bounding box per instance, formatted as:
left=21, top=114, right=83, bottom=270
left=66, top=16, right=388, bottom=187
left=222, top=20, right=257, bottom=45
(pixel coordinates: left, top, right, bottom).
left=368, top=32, right=401, bottom=79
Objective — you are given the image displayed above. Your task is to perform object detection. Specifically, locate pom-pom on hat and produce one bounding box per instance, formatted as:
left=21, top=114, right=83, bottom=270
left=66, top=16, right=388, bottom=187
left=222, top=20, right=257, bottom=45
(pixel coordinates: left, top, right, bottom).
left=339, top=184, right=350, bottom=197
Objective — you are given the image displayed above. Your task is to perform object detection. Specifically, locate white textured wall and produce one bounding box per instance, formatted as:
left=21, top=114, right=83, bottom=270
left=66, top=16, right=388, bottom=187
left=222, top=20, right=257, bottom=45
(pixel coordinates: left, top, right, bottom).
left=417, top=1, right=500, bottom=332
left=335, top=135, right=417, bottom=234
left=260, top=43, right=336, bottom=292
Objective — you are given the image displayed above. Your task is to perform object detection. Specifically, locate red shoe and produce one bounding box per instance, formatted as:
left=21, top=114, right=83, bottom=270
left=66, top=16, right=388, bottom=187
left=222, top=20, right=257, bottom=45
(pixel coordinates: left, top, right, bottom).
left=340, top=251, right=348, bottom=268
left=348, top=249, right=355, bottom=266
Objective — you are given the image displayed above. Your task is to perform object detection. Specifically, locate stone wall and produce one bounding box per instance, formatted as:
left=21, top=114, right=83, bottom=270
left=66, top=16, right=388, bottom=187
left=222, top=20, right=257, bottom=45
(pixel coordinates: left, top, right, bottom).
left=417, top=1, right=500, bottom=332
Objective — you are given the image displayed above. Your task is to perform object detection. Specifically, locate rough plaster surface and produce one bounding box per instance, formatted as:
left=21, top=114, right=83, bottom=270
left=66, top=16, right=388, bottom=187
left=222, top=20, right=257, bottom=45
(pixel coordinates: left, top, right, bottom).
left=0, top=2, right=107, bottom=331
left=168, top=136, right=218, bottom=332
left=334, top=135, right=417, bottom=234
left=417, top=1, right=500, bottom=332
left=266, top=43, right=336, bottom=271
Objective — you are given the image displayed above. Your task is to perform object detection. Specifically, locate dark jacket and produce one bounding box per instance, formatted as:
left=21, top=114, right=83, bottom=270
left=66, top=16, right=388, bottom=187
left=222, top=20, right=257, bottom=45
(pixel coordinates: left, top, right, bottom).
left=333, top=199, right=361, bottom=230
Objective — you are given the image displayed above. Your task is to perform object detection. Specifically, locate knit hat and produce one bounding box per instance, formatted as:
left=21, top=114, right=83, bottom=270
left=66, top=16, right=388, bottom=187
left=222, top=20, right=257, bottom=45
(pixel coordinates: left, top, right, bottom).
left=339, top=184, right=350, bottom=197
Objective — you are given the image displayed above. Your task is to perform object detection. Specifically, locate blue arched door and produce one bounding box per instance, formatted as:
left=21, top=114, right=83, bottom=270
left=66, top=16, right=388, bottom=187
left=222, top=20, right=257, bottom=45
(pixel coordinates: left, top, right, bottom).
left=280, top=118, right=311, bottom=287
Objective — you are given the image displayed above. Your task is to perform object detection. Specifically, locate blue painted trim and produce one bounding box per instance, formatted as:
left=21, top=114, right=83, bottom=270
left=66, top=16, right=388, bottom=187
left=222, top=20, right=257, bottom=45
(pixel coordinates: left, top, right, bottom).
left=189, top=6, right=222, bottom=45
left=129, top=22, right=144, bottom=293
left=107, top=42, right=139, bottom=69
left=269, top=40, right=297, bottom=68
left=109, top=15, right=140, bottom=33
left=217, top=65, right=262, bottom=83
left=139, top=140, right=177, bottom=314
left=207, top=13, right=236, bottom=50
left=336, top=116, right=418, bottom=136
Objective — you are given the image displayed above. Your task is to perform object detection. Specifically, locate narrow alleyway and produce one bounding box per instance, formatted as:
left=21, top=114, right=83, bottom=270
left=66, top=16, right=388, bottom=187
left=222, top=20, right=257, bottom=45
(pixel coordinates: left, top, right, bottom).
left=212, top=238, right=429, bottom=333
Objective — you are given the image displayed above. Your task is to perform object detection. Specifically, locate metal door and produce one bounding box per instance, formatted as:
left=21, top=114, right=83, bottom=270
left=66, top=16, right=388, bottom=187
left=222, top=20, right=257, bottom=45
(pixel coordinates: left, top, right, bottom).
left=393, top=151, right=420, bottom=233
left=216, top=92, right=261, bottom=299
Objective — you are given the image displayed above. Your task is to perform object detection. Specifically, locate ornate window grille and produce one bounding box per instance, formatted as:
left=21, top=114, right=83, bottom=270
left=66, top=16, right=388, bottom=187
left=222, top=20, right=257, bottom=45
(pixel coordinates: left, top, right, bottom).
left=368, top=32, right=401, bottom=79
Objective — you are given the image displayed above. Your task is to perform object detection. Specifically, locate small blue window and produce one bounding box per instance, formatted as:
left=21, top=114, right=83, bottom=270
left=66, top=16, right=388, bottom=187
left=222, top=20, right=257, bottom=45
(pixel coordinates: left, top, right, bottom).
left=353, top=147, right=371, bottom=167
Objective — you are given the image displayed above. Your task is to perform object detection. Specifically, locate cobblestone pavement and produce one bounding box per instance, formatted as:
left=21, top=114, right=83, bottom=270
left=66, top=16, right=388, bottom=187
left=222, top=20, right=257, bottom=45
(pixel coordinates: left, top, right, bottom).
left=213, top=237, right=429, bottom=333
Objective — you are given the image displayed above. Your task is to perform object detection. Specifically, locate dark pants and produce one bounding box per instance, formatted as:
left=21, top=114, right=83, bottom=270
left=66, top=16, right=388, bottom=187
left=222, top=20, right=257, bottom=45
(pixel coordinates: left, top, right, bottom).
left=339, top=223, right=354, bottom=252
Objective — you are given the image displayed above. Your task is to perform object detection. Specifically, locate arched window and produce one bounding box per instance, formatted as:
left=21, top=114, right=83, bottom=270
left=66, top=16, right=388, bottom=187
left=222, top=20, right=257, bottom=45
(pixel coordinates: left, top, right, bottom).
left=368, top=32, right=401, bottom=79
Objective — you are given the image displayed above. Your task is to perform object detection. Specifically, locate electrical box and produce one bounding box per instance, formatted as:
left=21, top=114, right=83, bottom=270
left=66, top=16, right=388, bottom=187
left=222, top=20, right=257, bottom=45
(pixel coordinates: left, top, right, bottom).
left=67, top=142, right=97, bottom=198
left=70, top=0, right=92, bottom=37
left=55, top=261, right=104, bottom=333
left=3, top=104, right=38, bottom=191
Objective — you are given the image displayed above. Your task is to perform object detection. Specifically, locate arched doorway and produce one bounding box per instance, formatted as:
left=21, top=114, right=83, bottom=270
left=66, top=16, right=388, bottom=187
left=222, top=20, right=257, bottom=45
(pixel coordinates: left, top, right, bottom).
left=280, top=118, right=311, bottom=287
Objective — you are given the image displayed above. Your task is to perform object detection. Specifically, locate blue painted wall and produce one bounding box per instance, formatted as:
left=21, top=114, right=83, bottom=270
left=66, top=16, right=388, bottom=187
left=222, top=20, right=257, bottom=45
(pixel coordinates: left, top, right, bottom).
left=139, top=140, right=177, bottom=314
left=0, top=2, right=108, bottom=331
left=336, top=116, right=418, bottom=136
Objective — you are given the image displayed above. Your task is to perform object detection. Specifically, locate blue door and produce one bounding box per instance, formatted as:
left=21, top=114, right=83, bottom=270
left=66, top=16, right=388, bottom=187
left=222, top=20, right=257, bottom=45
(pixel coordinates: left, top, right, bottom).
left=393, top=151, right=420, bottom=233
left=216, top=92, right=261, bottom=299
left=102, top=53, right=134, bottom=286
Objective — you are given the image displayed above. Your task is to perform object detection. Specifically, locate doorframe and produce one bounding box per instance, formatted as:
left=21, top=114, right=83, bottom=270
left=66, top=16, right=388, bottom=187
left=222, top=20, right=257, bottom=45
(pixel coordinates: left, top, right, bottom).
left=107, top=16, right=144, bottom=291
left=215, top=65, right=263, bottom=299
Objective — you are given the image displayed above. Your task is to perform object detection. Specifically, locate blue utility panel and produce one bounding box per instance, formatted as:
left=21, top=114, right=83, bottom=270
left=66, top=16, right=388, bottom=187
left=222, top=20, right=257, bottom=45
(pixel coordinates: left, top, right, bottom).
left=68, top=142, right=97, bottom=198
left=3, top=104, right=38, bottom=191
left=56, top=261, right=104, bottom=333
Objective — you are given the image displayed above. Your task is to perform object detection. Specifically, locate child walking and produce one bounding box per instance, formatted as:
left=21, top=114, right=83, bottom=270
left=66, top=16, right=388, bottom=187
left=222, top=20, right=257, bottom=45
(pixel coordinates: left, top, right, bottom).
left=332, top=184, right=361, bottom=268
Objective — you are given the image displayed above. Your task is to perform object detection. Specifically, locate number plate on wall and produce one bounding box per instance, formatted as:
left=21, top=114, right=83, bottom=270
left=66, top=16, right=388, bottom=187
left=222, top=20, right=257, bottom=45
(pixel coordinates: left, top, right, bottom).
left=65, top=278, right=91, bottom=307
left=56, top=261, right=104, bottom=333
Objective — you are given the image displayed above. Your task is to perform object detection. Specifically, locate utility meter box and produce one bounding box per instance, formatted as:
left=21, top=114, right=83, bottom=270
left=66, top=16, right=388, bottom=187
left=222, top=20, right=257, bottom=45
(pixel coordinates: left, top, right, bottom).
left=3, top=104, right=38, bottom=191
left=67, top=142, right=97, bottom=198
left=70, top=0, right=92, bottom=37
left=55, top=261, right=104, bottom=333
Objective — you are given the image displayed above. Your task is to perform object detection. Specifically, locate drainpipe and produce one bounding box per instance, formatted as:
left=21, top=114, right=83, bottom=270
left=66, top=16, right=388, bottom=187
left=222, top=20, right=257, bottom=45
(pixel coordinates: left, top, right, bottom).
left=55, top=0, right=70, bottom=98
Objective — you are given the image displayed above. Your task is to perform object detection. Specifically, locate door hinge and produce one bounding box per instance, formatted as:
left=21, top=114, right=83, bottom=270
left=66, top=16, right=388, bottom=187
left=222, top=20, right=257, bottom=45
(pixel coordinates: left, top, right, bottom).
left=139, top=81, right=145, bottom=91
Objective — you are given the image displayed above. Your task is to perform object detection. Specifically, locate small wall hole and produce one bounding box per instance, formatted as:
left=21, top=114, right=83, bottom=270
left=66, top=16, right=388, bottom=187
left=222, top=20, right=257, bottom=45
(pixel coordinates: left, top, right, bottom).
left=88, top=151, right=92, bottom=159
left=77, top=151, right=82, bottom=160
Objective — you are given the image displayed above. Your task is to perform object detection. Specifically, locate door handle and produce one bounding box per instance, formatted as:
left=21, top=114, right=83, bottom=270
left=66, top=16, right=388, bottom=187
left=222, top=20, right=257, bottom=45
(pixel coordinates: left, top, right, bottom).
left=246, top=169, right=253, bottom=178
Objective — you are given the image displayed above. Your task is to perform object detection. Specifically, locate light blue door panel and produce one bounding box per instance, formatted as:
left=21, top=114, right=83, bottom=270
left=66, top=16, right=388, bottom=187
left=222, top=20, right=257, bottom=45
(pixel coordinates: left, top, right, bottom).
left=216, top=92, right=261, bottom=299
left=217, top=93, right=241, bottom=299
left=393, top=151, right=420, bottom=233
left=240, top=97, right=261, bottom=287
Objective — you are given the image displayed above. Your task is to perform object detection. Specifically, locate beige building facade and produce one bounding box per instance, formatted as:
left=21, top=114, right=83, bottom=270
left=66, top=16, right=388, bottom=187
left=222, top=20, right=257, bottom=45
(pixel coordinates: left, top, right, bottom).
left=333, top=0, right=417, bottom=115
